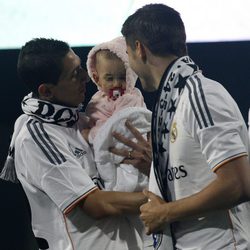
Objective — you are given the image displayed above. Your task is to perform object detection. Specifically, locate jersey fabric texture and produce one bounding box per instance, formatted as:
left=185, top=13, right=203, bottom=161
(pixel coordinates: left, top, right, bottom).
left=149, top=59, right=250, bottom=250
left=13, top=94, right=145, bottom=250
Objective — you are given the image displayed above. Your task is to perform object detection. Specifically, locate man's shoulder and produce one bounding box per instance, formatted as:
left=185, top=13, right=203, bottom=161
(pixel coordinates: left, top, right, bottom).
left=182, top=73, right=233, bottom=107
left=15, top=115, right=68, bottom=145
left=186, top=72, right=221, bottom=92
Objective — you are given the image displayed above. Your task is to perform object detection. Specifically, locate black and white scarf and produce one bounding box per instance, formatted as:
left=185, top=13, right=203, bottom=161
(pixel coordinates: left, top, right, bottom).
left=22, top=93, right=81, bottom=127
left=0, top=93, right=81, bottom=182
left=152, top=56, right=199, bottom=201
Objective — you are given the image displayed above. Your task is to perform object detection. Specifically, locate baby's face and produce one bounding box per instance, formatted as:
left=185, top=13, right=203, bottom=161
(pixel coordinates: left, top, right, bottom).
left=96, top=56, right=126, bottom=95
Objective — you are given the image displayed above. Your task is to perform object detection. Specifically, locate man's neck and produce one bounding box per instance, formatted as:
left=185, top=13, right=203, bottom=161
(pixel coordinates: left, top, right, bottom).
left=150, top=55, right=178, bottom=89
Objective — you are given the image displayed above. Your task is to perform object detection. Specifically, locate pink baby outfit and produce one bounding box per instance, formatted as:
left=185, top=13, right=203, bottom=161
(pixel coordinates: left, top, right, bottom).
left=85, top=36, right=146, bottom=143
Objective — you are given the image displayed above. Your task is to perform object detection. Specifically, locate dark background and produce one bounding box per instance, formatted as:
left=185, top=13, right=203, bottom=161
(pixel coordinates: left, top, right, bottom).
left=0, top=41, right=250, bottom=169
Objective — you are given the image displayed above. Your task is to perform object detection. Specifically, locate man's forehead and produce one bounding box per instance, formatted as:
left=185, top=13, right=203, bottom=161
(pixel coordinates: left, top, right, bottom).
left=65, top=49, right=81, bottom=63
left=61, top=49, right=81, bottom=73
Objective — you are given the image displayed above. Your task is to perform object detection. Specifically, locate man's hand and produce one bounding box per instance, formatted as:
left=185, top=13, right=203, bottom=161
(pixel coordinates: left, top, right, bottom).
left=140, top=190, right=169, bottom=234
left=109, top=120, right=152, bottom=176
left=141, top=156, right=250, bottom=235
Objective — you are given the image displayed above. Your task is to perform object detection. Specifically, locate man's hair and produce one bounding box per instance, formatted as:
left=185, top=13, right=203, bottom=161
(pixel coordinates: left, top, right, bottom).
left=121, top=4, right=187, bottom=57
left=17, top=38, right=70, bottom=95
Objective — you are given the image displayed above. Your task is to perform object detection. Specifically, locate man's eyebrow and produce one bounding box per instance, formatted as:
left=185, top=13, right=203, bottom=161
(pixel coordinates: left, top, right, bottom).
left=70, top=65, right=80, bottom=75
left=70, top=58, right=82, bottom=75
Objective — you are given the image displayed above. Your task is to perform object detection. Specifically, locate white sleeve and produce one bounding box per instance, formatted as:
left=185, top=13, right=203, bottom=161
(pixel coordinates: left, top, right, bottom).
left=184, top=76, right=248, bottom=171
left=18, top=134, right=97, bottom=212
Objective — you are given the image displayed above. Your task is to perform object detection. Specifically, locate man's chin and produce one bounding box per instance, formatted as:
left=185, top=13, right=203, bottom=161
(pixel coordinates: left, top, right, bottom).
left=79, top=93, right=85, bottom=102
left=141, top=83, right=157, bottom=92
left=138, top=78, right=157, bottom=92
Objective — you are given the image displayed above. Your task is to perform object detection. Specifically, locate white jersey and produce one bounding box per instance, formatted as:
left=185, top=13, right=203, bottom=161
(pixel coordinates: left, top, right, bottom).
left=14, top=114, right=144, bottom=250
left=166, top=72, right=250, bottom=249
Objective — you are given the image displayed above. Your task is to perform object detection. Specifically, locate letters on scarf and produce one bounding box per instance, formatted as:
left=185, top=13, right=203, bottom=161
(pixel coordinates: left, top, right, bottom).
left=152, top=56, right=199, bottom=201
left=22, top=93, right=80, bottom=127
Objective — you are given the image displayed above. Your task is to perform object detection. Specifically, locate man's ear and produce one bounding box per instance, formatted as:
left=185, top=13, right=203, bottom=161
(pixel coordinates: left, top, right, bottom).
left=38, top=83, right=54, bottom=100
left=135, top=40, right=147, bottom=63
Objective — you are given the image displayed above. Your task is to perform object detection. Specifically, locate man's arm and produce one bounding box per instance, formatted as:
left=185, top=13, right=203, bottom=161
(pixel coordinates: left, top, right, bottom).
left=80, top=189, right=147, bottom=219
left=140, top=155, right=250, bottom=234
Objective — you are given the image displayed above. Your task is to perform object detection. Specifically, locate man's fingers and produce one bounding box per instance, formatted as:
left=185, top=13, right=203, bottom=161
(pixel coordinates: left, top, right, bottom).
left=109, top=146, right=144, bottom=159
left=109, top=146, right=128, bottom=158
left=140, top=208, right=152, bottom=235
left=143, top=189, right=158, bottom=201
left=112, top=131, right=131, bottom=145
left=125, top=120, right=146, bottom=142
left=112, top=131, right=135, bottom=147
left=112, top=131, right=144, bottom=152
left=110, top=144, right=148, bottom=160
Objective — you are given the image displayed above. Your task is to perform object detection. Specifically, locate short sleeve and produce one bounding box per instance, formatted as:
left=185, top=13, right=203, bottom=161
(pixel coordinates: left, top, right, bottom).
left=18, top=132, right=97, bottom=213
left=184, top=75, right=248, bottom=171
left=41, top=157, right=97, bottom=212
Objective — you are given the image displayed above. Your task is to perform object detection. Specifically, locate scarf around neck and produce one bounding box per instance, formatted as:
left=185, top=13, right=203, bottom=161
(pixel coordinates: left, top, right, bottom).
left=22, top=93, right=80, bottom=127
left=152, top=56, right=199, bottom=201
left=0, top=93, right=82, bottom=182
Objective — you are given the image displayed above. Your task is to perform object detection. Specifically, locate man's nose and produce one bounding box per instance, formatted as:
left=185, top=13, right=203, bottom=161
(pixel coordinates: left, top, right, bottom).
left=81, top=69, right=90, bottom=83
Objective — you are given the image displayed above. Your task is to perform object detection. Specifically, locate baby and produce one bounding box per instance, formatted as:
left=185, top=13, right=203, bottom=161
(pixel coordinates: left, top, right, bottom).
left=85, top=36, right=151, bottom=191
left=86, top=36, right=147, bottom=143
left=84, top=36, right=153, bottom=249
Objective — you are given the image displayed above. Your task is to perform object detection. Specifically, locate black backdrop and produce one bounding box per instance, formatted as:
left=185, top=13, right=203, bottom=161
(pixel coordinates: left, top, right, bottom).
left=0, top=41, right=249, bottom=168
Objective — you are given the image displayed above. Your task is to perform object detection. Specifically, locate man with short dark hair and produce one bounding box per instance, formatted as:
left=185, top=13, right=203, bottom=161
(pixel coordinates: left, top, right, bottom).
left=1, top=38, right=150, bottom=250
left=119, top=3, right=250, bottom=249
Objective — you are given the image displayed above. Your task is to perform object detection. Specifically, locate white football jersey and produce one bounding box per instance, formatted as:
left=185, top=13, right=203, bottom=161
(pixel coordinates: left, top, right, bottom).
left=168, top=72, right=250, bottom=249
left=14, top=115, right=144, bottom=250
